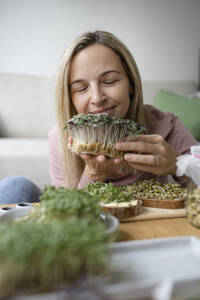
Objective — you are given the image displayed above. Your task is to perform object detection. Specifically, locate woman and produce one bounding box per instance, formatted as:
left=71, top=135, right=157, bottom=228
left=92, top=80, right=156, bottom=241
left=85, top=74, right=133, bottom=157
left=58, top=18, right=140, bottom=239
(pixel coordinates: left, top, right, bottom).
left=0, top=30, right=197, bottom=204
left=48, top=30, right=198, bottom=189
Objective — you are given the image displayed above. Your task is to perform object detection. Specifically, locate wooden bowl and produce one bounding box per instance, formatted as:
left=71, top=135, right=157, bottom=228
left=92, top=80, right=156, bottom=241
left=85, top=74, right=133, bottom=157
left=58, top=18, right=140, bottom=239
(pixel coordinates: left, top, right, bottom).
left=132, top=195, right=186, bottom=209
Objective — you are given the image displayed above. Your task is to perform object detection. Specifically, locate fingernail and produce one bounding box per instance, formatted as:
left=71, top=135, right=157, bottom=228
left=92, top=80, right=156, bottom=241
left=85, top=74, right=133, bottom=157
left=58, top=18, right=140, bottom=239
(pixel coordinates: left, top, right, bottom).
left=114, top=158, right=121, bottom=164
left=116, top=143, right=122, bottom=150
left=124, top=154, right=131, bottom=160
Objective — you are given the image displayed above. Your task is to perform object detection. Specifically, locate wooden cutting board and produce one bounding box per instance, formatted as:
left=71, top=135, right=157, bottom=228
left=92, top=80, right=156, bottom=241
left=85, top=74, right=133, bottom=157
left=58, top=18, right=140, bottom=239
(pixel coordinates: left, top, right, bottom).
left=120, top=207, right=186, bottom=222
left=0, top=204, right=186, bottom=224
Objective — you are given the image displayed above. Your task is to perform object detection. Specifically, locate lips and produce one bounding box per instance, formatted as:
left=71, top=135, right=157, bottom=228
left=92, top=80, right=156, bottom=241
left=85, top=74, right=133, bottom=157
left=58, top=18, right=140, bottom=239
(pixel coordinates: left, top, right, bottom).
left=91, top=106, right=115, bottom=115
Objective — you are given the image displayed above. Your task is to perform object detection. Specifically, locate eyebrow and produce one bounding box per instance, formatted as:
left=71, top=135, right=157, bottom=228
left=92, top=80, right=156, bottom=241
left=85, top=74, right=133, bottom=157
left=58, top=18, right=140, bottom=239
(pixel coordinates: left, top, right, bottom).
left=70, top=70, right=121, bottom=87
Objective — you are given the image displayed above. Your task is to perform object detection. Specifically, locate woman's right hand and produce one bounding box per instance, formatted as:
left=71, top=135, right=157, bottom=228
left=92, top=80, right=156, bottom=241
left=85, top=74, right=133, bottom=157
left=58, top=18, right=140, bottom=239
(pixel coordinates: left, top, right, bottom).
left=67, top=137, right=123, bottom=182
left=81, top=153, right=112, bottom=182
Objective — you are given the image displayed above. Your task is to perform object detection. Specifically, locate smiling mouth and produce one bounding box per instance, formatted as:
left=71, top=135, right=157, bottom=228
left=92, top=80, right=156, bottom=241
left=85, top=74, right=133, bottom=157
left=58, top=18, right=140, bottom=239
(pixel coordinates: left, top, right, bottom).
left=91, top=106, right=115, bottom=115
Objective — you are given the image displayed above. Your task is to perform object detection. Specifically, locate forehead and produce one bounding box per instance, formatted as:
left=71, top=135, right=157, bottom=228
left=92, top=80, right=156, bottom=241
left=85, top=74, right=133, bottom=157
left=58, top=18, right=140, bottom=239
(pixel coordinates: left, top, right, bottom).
left=69, top=44, right=125, bottom=80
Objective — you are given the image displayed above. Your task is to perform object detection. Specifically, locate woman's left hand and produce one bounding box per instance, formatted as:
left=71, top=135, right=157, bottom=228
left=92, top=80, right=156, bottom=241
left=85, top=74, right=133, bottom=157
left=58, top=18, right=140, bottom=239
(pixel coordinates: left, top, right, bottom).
left=115, top=134, right=180, bottom=176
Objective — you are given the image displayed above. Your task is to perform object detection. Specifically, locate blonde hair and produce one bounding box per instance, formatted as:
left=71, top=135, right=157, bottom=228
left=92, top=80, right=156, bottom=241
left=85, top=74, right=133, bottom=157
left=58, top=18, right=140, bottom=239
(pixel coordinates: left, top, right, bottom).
left=55, top=31, right=145, bottom=188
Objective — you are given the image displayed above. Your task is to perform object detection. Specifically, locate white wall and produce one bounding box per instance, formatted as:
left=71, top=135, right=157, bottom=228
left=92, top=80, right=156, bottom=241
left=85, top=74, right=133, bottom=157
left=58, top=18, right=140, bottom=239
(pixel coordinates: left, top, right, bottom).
left=0, top=0, right=199, bottom=82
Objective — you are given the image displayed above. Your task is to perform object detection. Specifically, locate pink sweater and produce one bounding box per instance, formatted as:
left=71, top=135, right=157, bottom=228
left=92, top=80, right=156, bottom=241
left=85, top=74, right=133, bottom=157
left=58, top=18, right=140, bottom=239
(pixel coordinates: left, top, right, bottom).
left=48, top=105, right=198, bottom=188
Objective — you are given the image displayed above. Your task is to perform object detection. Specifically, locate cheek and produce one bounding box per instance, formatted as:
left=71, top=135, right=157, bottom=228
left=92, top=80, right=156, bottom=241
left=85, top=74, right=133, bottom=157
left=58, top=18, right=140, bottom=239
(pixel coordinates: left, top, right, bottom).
left=114, top=82, right=130, bottom=103
left=114, top=87, right=130, bottom=116
left=117, top=100, right=130, bottom=118
left=72, top=96, right=88, bottom=114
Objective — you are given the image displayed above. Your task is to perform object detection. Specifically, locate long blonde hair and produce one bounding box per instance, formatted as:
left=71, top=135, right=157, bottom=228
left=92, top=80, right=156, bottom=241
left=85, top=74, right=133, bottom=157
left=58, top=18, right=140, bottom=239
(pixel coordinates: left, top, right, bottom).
left=55, top=31, right=145, bottom=188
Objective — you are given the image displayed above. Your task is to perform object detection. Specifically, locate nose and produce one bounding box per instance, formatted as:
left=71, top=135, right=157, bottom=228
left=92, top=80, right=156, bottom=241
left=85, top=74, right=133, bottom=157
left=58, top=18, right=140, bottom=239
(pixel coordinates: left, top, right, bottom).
left=90, top=84, right=105, bottom=105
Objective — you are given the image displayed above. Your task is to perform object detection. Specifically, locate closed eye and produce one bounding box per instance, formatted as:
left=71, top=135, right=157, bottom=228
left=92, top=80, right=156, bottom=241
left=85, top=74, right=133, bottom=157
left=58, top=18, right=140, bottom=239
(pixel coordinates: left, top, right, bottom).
left=103, top=80, right=118, bottom=84
left=72, top=86, right=88, bottom=93
left=77, top=87, right=87, bottom=92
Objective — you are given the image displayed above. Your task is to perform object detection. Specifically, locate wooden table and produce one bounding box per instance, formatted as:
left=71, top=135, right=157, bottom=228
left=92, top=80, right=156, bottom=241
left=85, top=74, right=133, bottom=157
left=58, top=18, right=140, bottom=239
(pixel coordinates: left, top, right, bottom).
left=118, top=217, right=200, bottom=241
left=1, top=204, right=200, bottom=242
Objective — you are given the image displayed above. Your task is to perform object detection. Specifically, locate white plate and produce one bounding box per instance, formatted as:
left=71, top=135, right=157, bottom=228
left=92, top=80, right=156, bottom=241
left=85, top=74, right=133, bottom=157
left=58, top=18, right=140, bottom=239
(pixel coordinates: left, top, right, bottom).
left=0, top=207, right=119, bottom=238
left=103, top=236, right=200, bottom=299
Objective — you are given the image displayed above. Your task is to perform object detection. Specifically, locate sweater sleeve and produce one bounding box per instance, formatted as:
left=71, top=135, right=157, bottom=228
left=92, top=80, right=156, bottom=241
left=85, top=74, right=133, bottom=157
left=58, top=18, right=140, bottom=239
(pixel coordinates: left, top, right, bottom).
left=166, top=116, right=198, bottom=186
left=167, top=115, right=198, bottom=155
left=48, top=125, right=65, bottom=188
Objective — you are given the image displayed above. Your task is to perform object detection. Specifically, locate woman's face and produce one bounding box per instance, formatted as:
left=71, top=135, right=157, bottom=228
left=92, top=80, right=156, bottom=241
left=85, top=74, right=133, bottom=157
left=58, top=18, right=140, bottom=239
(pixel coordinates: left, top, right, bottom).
left=69, top=44, right=132, bottom=118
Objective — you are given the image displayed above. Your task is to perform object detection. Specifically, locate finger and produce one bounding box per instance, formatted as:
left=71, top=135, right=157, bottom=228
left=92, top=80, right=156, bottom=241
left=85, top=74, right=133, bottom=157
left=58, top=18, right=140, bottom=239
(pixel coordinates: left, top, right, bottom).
left=96, top=155, right=107, bottom=163
left=68, top=136, right=73, bottom=144
left=80, top=153, right=94, bottom=160
left=128, top=134, right=164, bottom=144
left=80, top=153, right=107, bottom=163
left=113, top=158, right=121, bottom=164
left=124, top=153, right=160, bottom=166
left=67, top=136, right=73, bottom=150
left=116, top=141, right=162, bottom=155
left=126, top=162, right=159, bottom=173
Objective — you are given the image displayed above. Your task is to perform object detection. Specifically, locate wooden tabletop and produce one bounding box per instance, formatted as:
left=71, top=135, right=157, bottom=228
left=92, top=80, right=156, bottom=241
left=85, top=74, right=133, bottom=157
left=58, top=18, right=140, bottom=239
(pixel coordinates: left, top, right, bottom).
left=118, top=217, right=200, bottom=241
left=1, top=204, right=200, bottom=242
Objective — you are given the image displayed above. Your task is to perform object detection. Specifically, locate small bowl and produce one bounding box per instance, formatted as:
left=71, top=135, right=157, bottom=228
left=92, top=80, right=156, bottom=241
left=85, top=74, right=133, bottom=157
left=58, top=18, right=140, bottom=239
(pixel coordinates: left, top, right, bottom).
left=0, top=206, right=15, bottom=215
left=100, top=212, right=119, bottom=241
left=0, top=207, right=33, bottom=222
left=185, top=184, right=200, bottom=228
left=16, top=202, right=33, bottom=209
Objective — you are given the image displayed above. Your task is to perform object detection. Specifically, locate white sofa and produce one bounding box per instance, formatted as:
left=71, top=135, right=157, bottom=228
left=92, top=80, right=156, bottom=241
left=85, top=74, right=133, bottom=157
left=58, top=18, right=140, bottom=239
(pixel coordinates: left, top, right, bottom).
left=0, top=73, right=56, bottom=188
left=0, top=72, right=198, bottom=188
